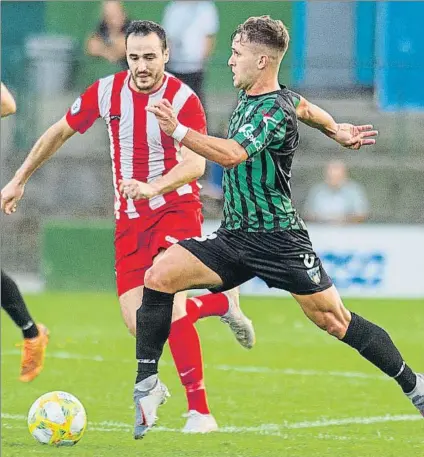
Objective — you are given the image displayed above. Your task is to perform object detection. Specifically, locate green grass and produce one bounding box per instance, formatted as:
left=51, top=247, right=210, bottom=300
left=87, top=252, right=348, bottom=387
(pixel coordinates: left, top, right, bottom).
left=2, top=293, right=424, bottom=457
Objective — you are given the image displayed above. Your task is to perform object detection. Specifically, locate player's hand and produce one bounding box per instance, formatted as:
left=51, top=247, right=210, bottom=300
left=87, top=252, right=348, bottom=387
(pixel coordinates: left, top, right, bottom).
left=118, top=179, right=158, bottom=200
left=0, top=178, right=25, bottom=215
left=332, top=123, right=378, bottom=150
left=146, top=99, right=178, bottom=136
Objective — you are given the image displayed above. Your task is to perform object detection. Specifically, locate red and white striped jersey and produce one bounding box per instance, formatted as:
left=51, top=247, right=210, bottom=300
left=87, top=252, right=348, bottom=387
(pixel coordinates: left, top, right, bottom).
left=66, top=71, right=206, bottom=220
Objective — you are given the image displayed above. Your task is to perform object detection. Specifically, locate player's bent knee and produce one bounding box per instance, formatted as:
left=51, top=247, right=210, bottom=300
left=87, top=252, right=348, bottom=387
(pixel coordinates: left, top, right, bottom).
left=144, top=266, right=178, bottom=294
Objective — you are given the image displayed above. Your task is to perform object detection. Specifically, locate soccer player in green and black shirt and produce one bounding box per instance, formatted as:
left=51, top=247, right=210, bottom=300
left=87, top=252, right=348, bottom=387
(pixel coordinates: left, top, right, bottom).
left=126, top=16, right=424, bottom=438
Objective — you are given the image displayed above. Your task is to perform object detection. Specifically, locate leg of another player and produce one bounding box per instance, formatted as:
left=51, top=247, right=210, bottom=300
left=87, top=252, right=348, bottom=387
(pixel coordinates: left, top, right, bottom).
left=121, top=285, right=216, bottom=431
left=133, top=245, right=222, bottom=438
left=292, top=285, right=423, bottom=416
left=187, top=288, right=255, bottom=350
left=1, top=270, right=49, bottom=382
left=169, top=291, right=218, bottom=433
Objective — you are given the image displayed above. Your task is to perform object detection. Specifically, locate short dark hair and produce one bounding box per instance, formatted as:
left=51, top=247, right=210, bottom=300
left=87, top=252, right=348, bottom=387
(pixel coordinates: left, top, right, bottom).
left=231, top=16, right=290, bottom=57
left=125, top=20, right=168, bottom=51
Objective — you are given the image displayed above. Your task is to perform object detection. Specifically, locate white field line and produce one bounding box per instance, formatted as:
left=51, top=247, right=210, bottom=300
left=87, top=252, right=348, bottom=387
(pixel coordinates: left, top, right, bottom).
left=1, top=350, right=388, bottom=381
left=2, top=413, right=421, bottom=436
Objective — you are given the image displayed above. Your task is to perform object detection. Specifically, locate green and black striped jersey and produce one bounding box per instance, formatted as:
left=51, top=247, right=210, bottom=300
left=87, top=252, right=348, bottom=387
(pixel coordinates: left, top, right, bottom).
left=222, top=86, right=306, bottom=232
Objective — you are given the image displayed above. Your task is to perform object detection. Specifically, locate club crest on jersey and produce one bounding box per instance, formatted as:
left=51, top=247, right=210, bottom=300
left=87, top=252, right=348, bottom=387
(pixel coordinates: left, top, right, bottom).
left=70, top=97, right=82, bottom=115
left=263, top=115, right=278, bottom=130
left=307, top=266, right=321, bottom=285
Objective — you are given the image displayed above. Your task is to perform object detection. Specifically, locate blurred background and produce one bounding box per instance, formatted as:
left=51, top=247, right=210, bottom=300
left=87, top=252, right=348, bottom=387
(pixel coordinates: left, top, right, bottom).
left=1, top=0, right=424, bottom=298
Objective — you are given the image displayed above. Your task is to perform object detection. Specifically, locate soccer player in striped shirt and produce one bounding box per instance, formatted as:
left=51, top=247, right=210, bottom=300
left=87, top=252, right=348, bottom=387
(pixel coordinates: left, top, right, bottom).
left=0, top=21, right=256, bottom=433
left=134, top=15, right=424, bottom=438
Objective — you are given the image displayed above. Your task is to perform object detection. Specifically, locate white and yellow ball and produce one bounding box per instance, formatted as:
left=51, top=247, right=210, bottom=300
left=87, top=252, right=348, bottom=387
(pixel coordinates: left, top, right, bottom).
left=28, top=391, right=87, bottom=446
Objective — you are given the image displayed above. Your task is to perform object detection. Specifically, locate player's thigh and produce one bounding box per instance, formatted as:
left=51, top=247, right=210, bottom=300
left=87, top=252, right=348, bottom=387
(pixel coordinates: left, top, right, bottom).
left=292, top=285, right=351, bottom=337
left=114, top=219, right=151, bottom=296
left=146, top=243, right=224, bottom=293
left=153, top=249, right=188, bottom=321
left=176, top=229, right=255, bottom=293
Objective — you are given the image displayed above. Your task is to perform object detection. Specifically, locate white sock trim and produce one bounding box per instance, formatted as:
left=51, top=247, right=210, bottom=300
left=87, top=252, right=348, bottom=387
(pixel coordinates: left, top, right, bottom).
left=21, top=320, right=34, bottom=331
left=393, top=361, right=406, bottom=379
left=135, top=374, right=158, bottom=391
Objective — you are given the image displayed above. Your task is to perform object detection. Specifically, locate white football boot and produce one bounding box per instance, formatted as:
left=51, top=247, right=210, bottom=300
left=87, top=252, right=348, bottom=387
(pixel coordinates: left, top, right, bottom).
left=133, top=375, right=170, bottom=439
left=221, top=288, right=256, bottom=349
left=406, top=373, right=424, bottom=417
left=182, top=410, right=219, bottom=433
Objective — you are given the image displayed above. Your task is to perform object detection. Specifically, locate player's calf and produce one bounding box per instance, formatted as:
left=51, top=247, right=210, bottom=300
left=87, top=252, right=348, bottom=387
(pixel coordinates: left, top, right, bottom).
left=293, top=286, right=351, bottom=339
left=294, top=287, right=421, bottom=412
left=308, top=310, right=349, bottom=339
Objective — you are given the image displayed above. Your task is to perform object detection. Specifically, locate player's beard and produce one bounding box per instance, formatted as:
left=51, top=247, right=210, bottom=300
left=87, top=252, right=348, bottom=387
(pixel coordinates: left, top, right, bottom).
left=131, top=70, right=163, bottom=93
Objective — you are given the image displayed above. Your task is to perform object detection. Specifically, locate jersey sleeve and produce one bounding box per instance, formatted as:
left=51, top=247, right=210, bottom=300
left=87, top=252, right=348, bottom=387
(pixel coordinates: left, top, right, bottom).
left=287, top=89, right=302, bottom=108
left=231, top=98, right=286, bottom=158
left=65, top=80, right=100, bottom=134
left=178, top=93, right=207, bottom=135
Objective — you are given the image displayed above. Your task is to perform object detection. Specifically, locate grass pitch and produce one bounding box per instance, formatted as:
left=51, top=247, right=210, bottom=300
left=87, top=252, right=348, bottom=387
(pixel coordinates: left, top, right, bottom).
left=2, top=293, right=423, bottom=456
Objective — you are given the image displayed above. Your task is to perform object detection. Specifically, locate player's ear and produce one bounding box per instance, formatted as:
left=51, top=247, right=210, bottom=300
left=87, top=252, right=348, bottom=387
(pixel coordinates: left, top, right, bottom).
left=258, top=55, right=268, bottom=70
left=164, top=48, right=170, bottom=64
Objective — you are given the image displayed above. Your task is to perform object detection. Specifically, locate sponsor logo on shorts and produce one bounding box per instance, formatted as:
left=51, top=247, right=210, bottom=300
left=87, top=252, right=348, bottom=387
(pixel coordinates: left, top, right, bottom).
left=307, top=266, right=321, bottom=285
left=193, top=233, right=218, bottom=242
left=165, top=235, right=179, bottom=244
left=300, top=253, right=315, bottom=269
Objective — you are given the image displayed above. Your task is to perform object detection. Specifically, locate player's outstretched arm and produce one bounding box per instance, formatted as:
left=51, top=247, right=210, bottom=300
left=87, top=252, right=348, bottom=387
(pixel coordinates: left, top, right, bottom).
left=296, top=96, right=378, bottom=150
left=119, top=146, right=205, bottom=200
left=1, top=82, right=17, bottom=118
left=147, top=100, right=248, bottom=168
left=1, top=117, right=76, bottom=214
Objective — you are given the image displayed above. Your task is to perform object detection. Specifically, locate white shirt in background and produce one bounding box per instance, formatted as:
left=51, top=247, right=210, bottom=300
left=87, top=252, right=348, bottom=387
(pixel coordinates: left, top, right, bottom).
left=304, top=181, right=370, bottom=223
left=162, top=1, right=219, bottom=74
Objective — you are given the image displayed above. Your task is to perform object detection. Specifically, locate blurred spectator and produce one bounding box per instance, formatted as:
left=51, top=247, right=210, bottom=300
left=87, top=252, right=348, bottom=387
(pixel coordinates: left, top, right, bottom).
left=303, top=160, right=369, bottom=224
left=162, top=1, right=219, bottom=107
left=86, top=0, right=130, bottom=69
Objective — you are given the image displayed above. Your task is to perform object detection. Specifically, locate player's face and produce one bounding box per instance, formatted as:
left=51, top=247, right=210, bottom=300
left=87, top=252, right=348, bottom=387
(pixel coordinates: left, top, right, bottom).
left=126, top=33, right=169, bottom=93
left=228, top=35, right=260, bottom=91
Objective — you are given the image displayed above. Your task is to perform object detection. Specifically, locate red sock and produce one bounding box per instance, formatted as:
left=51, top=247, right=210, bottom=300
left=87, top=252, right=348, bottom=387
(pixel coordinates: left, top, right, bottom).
left=168, top=316, right=210, bottom=414
left=186, top=292, right=229, bottom=323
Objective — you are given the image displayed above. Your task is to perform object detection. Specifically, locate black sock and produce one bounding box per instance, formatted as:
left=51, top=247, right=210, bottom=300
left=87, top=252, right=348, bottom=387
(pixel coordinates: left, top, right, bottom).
left=342, top=312, right=417, bottom=393
left=136, top=287, right=174, bottom=384
left=1, top=270, right=39, bottom=339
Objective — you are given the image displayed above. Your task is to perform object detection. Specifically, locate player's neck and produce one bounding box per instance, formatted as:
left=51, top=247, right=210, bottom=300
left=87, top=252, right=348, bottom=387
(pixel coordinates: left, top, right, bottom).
left=246, top=76, right=280, bottom=96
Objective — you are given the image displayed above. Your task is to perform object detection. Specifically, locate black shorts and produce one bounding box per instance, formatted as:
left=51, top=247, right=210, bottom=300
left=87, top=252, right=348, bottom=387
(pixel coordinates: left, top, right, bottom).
left=179, top=228, right=333, bottom=295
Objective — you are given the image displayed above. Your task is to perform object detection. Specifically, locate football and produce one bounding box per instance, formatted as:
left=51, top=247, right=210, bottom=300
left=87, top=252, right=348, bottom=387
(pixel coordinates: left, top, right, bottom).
left=27, top=391, right=87, bottom=446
